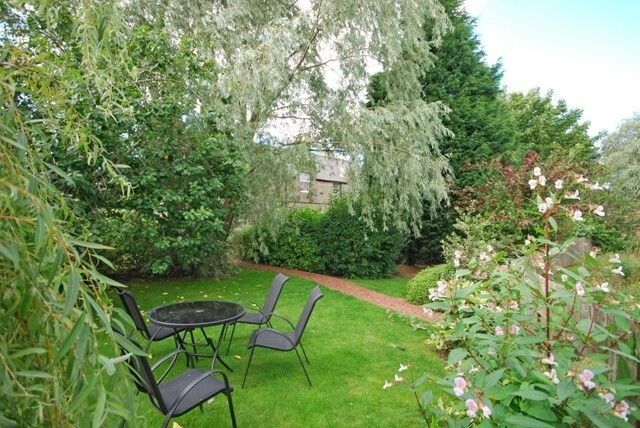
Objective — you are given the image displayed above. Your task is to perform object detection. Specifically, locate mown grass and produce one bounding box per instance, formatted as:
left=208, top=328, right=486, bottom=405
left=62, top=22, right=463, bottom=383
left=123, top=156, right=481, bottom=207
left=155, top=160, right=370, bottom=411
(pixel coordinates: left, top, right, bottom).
left=350, top=277, right=409, bottom=299
left=114, top=268, right=444, bottom=427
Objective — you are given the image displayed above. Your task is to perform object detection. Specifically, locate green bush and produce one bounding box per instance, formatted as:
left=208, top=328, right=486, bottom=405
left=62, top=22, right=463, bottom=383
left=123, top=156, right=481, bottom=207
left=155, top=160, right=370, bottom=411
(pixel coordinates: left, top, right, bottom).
left=406, top=264, right=452, bottom=304
left=239, top=200, right=406, bottom=278
left=572, top=217, right=628, bottom=253
left=318, top=200, right=406, bottom=278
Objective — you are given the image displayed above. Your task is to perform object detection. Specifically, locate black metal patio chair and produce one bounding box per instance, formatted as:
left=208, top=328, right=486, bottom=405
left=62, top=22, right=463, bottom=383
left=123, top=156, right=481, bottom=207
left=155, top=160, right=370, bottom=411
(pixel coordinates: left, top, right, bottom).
left=116, top=289, right=186, bottom=351
left=118, top=335, right=237, bottom=428
left=225, top=273, right=289, bottom=355
left=116, top=289, right=215, bottom=361
left=242, top=285, right=323, bottom=387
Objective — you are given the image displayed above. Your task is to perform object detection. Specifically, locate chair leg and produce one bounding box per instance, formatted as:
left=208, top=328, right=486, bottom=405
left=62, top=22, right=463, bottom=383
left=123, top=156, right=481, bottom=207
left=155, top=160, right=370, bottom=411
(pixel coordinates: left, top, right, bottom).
left=225, top=322, right=237, bottom=356
left=226, top=391, right=238, bottom=428
left=189, top=329, right=199, bottom=362
left=299, top=341, right=310, bottom=365
left=161, top=412, right=174, bottom=428
left=242, top=346, right=256, bottom=388
left=295, top=347, right=312, bottom=387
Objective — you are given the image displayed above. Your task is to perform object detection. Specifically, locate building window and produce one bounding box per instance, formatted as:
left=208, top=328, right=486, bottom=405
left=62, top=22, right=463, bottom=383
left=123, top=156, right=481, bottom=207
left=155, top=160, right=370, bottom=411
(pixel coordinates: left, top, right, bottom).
left=299, top=173, right=310, bottom=193
left=332, top=182, right=342, bottom=196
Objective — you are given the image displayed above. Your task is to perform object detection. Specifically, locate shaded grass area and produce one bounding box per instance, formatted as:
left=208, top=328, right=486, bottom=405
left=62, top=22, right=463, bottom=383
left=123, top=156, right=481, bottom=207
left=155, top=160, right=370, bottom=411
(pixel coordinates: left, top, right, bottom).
left=350, top=277, right=409, bottom=299
left=114, top=268, right=443, bottom=427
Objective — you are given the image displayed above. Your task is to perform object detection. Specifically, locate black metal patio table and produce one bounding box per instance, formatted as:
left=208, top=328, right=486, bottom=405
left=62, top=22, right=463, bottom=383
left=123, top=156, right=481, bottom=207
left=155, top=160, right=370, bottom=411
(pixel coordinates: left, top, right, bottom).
left=148, top=300, right=245, bottom=371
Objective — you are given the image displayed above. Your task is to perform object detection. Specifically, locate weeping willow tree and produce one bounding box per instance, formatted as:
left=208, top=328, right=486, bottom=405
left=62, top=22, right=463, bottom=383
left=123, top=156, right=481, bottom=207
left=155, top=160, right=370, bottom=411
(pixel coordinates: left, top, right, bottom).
left=2, top=0, right=453, bottom=424
left=1, top=1, right=144, bottom=425
left=123, top=0, right=453, bottom=233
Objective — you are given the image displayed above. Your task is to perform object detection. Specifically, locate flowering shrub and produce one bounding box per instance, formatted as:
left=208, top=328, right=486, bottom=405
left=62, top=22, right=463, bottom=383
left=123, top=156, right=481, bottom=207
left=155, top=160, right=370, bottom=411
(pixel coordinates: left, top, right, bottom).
left=417, top=167, right=640, bottom=426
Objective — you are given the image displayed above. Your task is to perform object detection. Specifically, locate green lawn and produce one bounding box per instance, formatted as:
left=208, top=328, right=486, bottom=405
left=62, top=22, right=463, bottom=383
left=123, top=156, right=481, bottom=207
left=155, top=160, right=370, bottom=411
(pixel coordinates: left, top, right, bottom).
left=351, top=277, right=409, bottom=299
left=114, top=268, right=443, bottom=427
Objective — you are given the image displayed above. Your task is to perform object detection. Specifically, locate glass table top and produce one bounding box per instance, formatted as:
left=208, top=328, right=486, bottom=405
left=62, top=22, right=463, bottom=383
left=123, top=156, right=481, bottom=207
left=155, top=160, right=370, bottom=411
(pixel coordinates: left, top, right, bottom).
left=148, top=300, right=245, bottom=328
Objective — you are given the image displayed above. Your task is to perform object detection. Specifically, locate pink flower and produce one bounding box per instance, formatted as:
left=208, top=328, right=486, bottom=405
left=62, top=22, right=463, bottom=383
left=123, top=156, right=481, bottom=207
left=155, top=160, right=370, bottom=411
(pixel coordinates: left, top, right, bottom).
left=599, top=391, right=615, bottom=407
left=538, top=175, right=546, bottom=186
left=544, top=369, right=560, bottom=384
left=541, top=353, right=557, bottom=366
left=565, top=190, right=580, bottom=200
left=593, top=205, right=605, bottom=217
left=453, top=377, right=467, bottom=397
left=575, top=282, right=585, bottom=296
left=465, top=398, right=478, bottom=418
left=572, top=210, right=584, bottom=221
left=528, top=179, right=538, bottom=190
left=509, top=324, right=520, bottom=335
left=533, top=167, right=542, bottom=177
left=578, top=369, right=596, bottom=391
left=479, top=252, right=491, bottom=263
left=538, top=202, right=548, bottom=213
left=423, top=307, right=434, bottom=317
left=508, top=300, right=519, bottom=310
left=612, top=266, right=625, bottom=276
left=612, top=400, right=630, bottom=421
left=495, top=326, right=504, bottom=336
left=554, top=179, right=563, bottom=189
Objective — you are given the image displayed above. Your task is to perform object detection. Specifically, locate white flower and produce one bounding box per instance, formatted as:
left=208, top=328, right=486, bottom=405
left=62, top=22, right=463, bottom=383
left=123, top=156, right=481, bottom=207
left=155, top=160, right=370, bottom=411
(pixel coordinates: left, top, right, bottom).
left=429, top=280, right=448, bottom=300
left=598, top=282, right=611, bottom=293
left=423, top=307, right=434, bottom=317
left=554, top=179, right=563, bottom=189
left=572, top=210, right=584, bottom=221
left=561, top=274, right=569, bottom=282
left=399, top=364, right=409, bottom=372
left=454, top=250, right=463, bottom=259
left=599, top=391, right=615, bottom=407
left=453, top=258, right=460, bottom=267
left=612, top=400, right=630, bottom=422
left=495, top=326, right=504, bottom=336
left=545, top=196, right=554, bottom=206
left=394, top=374, right=404, bottom=382
left=538, top=175, right=546, bottom=186
left=565, top=190, right=580, bottom=200
left=525, top=235, right=534, bottom=245
left=533, top=166, right=542, bottom=177
left=481, top=404, right=492, bottom=419
left=383, top=380, right=393, bottom=389
left=575, top=282, right=585, bottom=296
left=593, top=205, right=605, bottom=217
left=538, top=202, right=548, bottom=213
left=577, top=174, right=589, bottom=183
left=466, top=398, right=478, bottom=418
left=453, top=377, right=467, bottom=397
left=508, top=300, right=519, bottom=310
left=541, top=353, right=557, bottom=366
left=479, top=252, right=491, bottom=263
left=590, top=181, right=604, bottom=190
left=528, top=179, right=538, bottom=190
left=544, top=369, right=560, bottom=384
left=578, top=369, right=596, bottom=391
left=509, top=324, right=520, bottom=335
left=589, top=250, right=598, bottom=258
left=486, top=244, right=494, bottom=253
left=494, top=306, right=503, bottom=313
left=612, top=266, right=625, bottom=276
left=609, top=253, right=621, bottom=264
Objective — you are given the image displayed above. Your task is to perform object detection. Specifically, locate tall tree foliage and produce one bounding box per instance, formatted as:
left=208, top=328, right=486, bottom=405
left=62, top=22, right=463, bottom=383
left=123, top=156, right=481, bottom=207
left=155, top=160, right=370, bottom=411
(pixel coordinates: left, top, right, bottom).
left=1, top=1, right=141, bottom=425
left=121, top=0, right=453, bottom=234
left=371, top=0, right=516, bottom=263
left=505, top=88, right=599, bottom=162
left=602, top=113, right=640, bottom=198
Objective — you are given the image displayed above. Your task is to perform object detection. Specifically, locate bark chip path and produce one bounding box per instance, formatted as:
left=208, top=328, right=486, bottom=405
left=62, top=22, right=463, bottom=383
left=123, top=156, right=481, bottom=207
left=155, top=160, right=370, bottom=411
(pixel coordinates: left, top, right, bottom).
left=235, top=261, right=437, bottom=322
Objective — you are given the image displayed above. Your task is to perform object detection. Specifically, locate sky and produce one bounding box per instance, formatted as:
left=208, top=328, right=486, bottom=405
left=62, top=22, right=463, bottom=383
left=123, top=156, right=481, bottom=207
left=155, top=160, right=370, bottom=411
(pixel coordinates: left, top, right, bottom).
left=464, top=0, right=640, bottom=136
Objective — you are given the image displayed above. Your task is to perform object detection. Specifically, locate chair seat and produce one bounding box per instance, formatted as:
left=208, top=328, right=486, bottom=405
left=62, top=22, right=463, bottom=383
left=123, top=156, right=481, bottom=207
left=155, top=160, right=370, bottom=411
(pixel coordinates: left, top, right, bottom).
left=159, top=369, right=227, bottom=416
left=249, top=328, right=296, bottom=351
left=148, top=323, right=182, bottom=341
left=238, top=312, right=268, bottom=325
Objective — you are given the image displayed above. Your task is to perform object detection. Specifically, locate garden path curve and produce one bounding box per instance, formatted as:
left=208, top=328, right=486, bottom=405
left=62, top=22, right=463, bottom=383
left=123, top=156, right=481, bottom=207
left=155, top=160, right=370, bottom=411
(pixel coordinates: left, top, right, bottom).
left=234, top=261, right=438, bottom=322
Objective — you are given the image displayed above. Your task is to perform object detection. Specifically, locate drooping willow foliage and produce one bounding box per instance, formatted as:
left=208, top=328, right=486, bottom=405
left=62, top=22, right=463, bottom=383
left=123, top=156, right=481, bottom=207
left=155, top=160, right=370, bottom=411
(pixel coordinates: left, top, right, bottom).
left=1, top=1, right=142, bottom=425
left=2, top=0, right=453, bottom=424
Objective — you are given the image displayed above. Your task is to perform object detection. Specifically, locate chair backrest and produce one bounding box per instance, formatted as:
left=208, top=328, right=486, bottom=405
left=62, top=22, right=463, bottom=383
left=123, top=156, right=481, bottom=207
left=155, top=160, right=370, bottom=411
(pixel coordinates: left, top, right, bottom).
left=261, top=273, right=289, bottom=318
left=116, top=289, right=151, bottom=338
left=292, top=285, right=323, bottom=344
left=115, top=332, right=168, bottom=413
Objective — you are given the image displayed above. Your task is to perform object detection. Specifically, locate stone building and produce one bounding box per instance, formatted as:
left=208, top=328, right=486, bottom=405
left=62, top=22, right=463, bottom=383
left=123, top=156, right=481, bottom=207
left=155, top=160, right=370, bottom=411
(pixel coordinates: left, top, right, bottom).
left=292, top=156, right=349, bottom=209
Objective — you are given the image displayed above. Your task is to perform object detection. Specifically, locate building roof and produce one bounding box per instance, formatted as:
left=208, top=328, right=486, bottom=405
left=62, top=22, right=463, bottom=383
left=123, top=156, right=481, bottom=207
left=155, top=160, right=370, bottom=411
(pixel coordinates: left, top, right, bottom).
left=315, top=155, right=349, bottom=183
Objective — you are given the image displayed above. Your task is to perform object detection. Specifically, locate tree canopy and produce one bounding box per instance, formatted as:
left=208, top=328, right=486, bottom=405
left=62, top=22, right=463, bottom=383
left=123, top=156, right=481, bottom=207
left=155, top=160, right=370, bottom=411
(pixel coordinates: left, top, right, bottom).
left=602, top=113, right=640, bottom=198
left=505, top=88, right=599, bottom=162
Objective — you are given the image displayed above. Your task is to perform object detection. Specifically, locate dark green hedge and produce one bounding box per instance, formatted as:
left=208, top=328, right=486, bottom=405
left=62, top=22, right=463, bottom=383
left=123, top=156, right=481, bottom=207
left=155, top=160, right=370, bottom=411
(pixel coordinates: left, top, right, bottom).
left=238, top=200, right=406, bottom=278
